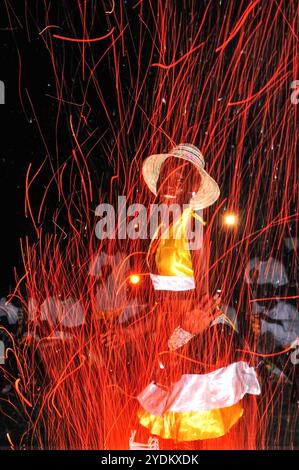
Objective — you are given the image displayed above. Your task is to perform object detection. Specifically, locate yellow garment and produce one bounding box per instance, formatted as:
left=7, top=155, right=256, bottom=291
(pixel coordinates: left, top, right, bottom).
left=148, top=208, right=204, bottom=277
left=138, top=401, right=243, bottom=441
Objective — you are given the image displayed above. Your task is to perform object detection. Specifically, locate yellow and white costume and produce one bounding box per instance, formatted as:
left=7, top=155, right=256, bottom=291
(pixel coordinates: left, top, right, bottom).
left=132, top=143, right=261, bottom=446
left=148, top=208, right=203, bottom=292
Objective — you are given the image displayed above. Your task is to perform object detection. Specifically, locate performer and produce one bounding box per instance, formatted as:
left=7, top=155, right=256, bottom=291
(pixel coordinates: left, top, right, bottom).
left=129, top=143, right=261, bottom=450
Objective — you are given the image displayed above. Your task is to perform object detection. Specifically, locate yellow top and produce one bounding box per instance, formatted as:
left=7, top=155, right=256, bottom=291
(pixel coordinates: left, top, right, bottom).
left=148, top=208, right=205, bottom=277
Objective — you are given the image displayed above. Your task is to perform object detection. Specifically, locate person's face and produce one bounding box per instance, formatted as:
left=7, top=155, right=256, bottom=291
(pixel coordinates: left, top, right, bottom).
left=157, top=157, right=201, bottom=205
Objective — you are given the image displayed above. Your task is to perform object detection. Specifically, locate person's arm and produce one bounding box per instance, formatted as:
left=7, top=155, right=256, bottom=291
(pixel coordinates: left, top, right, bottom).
left=180, top=294, right=220, bottom=335
left=102, top=307, right=157, bottom=349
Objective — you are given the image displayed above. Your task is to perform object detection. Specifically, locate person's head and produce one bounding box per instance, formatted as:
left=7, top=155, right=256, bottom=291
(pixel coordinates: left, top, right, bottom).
left=142, top=143, right=220, bottom=210
left=156, top=156, right=202, bottom=206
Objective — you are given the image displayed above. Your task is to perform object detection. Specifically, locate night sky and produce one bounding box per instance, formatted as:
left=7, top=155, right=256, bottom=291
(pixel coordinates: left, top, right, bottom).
left=0, top=3, right=69, bottom=292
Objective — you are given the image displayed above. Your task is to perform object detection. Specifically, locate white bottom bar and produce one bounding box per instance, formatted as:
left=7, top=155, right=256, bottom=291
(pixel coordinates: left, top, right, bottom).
left=150, top=274, right=196, bottom=291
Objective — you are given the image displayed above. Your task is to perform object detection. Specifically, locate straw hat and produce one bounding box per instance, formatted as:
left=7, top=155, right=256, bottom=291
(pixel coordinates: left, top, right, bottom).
left=142, top=143, right=220, bottom=210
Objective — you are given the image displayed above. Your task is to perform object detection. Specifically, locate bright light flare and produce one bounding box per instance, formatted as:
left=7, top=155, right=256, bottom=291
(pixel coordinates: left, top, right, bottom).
left=129, top=274, right=141, bottom=285
left=224, top=213, right=238, bottom=227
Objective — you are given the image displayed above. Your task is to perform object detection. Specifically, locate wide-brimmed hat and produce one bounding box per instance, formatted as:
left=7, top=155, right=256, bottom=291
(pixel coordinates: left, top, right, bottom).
left=142, top=143, right=220, bottom=210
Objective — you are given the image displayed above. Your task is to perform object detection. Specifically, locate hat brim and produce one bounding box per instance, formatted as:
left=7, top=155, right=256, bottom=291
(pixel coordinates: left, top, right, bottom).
left=142, top=152, right=220, bottom=210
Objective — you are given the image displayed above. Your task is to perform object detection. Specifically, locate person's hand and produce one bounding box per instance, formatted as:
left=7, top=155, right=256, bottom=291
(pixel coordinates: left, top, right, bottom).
left=181, top=293, right=221, bottom=335
left=101, top=329, right=127, bottom=349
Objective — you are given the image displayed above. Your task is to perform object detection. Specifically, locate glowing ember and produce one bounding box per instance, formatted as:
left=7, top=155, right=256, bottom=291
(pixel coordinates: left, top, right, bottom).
left=224, top=213, right=238, bottom=226
left=129, top=274, right=141, bottom=285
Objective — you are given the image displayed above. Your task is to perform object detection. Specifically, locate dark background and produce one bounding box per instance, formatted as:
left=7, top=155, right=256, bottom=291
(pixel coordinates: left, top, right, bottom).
left=0, top=8, right=55, bottom=293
